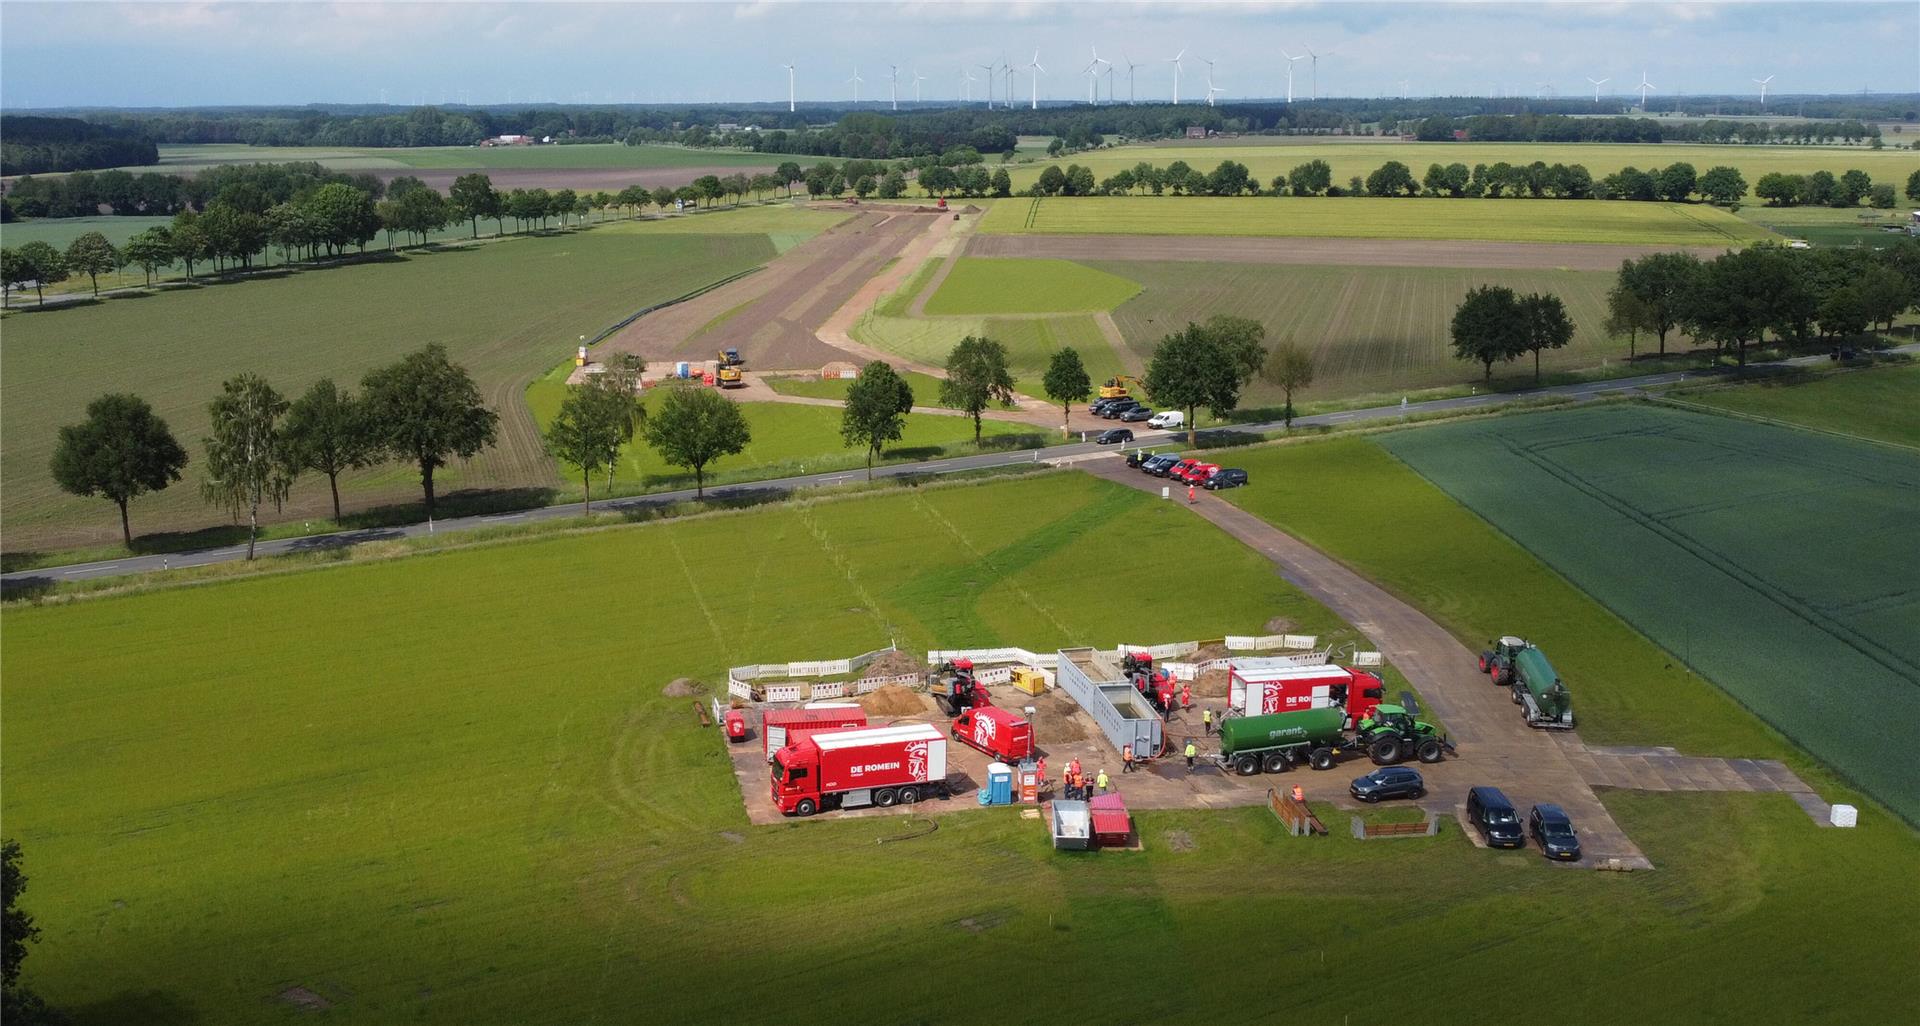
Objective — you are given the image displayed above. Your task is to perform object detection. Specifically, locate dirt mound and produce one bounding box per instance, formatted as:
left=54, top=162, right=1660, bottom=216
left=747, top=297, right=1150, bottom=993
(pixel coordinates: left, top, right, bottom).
left=862, top=649, right=924, bottom=680
left=1029, top=688, right=1090, bottom=744
left=661, top=678, right=707, bottom=698
left=860, top=684, right=929, bottom=717
left=1164, top=830, right=1196, bottom=852
left=1263, top=616, right=1296, bottom=635
left=1191, top=642, right=1230, bottom=664
left=1193, top=668, right=1231, bottom=699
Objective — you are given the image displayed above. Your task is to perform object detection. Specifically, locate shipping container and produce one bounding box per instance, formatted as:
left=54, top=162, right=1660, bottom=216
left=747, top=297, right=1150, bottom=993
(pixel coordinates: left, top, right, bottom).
left=1229, top=664, right=1385, bottom=723
left=762, top=706, right=868, bottom=760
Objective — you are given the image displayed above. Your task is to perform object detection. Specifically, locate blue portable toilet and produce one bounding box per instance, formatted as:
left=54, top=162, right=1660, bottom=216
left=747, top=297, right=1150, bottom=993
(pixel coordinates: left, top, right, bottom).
left=982, top=762, right=1014, bottom=806
left=675, top=361, right=691, bottom=379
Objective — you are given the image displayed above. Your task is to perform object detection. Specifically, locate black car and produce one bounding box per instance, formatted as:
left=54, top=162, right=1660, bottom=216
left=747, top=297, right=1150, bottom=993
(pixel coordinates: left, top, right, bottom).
left=1100, top=401, right=1141, bottom=420
left=1350, top=766, right=1425, bottom=803
left=1145, top=454, right=1183, bottom=476
left=1120, top=406, right=1154, bottom=422
left=1090, top=396, right=1131, bottom=415
left=1467, top=786, right=1525, bottom=849
left=1202, top=468, right=1249, bottom=490
left=1125, top=449, right=1159, bottom=469
left=1529, top=804, right=1582, bottom=861
left=1095, top=428, right=1134, bottom=445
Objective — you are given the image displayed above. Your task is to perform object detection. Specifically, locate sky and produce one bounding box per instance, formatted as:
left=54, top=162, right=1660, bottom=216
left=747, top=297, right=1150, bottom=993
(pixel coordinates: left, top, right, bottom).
left=2, top=1, right=1916, bottom=110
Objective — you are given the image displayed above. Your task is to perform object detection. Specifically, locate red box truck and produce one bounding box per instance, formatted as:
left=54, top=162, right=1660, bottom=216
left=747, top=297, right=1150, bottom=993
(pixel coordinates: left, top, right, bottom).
left=951, top=705, right=1034, bottom=762
left=761, top=705, right=867, bottom=760
left=1229, top=664, right=1385, bottom=726
left=771, top=723, right=950, bottom=816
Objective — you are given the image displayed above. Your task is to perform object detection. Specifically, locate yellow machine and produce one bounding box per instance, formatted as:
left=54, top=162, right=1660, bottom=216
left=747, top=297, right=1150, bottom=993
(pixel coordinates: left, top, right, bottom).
left=1098, top=375, right=1143, bottom=400
left=1009, top=667, right=1050, bottom=696
left=717, top=366, right=745, bottom=388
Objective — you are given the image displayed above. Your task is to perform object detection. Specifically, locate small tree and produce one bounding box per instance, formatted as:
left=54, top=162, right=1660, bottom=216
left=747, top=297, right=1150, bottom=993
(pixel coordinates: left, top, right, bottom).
left=939, top=336, right=1017, bottom=444
left=282, top=378, right=377, bottom=521
left=49, top=393, right=188, bottom=546
left=1259, top=341, right=1316, bottom=428
left=1450, top=285, right=1527, bottom=383
left=202, top=374, right=291, bottom=560
left=359, top=344, right=499, bottom=517
left=62, top=231, right=119, bottom=297
left=1041, top=347, right=1092, bottom=435
left=642, top=383, right=750, bottom=497
left=119, top=226, right=175, bottom=286
left=1604, top=283, right=1654, bottom=362
left=1518, top=292, right=1575, bottom=383
left=13, top=241, right=66, bottom=305
left=545, top=382, right=630, bottom=513
left=591, top=353, right=647, bottom=491
left=840, top=361, right=915, bottom=479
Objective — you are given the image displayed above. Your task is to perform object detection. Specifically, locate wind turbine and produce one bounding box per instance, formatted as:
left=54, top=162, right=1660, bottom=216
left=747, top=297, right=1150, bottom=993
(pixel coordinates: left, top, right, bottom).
left=977, top=61, right=995, bottom=107
left=913, top=68, right=927, bottom=103
left=1084, top=46, right=1109, bottom=105
left=1280, top=49, right=1304, bottom=103
left=1306, top=47, right=1332, bottom=101
left=1753, top=74, right=1774, bottom=107
left=1398, top=79, right=1410, bottom=99
left=887, top=65, right=899, bottom=111
left=1027, top=50, right=1045, bottom=110
left=1636, top=70, right=1654, bottom=108
left=1166, top=48, right=1186, bottom=104
left=1105, top=60, right=1117, bottom=104
left=1123, top=53, right=1143, bottom=104
left=963, top=68, right=977, bottom=104
left=1003, top=55, right=1016, bottom=110
left=784, top=63, right=796, bottom=113
left=1586, top=76, right=1609, bottom=103
left=848, top=66, right=863, bottom=105
left=1197, top=56, right=1221, bottom=106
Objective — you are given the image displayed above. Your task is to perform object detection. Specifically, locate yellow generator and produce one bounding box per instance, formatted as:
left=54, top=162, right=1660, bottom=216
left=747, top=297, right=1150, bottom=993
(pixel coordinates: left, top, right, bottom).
left=1009, top=667, right=1050, bottom=696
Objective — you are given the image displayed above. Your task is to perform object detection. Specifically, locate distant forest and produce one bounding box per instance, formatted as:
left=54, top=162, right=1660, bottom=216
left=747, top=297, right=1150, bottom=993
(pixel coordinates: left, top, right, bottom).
left=1, top=116, right=159, bottom=175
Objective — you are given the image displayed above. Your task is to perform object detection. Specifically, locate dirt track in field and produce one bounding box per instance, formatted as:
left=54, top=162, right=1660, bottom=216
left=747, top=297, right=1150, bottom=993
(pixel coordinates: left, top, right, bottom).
left=598, top=211, right=940, bottom=370
left=374, top=166, right=778, bottom=194
left=968, top=234, right=1730, bottom=271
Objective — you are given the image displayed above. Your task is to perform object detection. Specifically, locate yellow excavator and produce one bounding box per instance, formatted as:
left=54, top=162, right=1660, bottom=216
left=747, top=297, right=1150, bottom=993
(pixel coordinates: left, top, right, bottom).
left=717, top=365, right=745, bottom=388
left=1098, top=375, right=1143, bottom=400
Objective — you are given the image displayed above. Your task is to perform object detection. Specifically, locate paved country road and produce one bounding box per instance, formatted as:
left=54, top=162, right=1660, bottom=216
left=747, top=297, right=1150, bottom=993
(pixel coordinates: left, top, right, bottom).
left=7, top=345, right=1909, bottom=590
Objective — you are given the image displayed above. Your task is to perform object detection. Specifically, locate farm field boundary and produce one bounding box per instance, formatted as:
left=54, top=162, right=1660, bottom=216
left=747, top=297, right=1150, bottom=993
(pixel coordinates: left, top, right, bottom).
left=969, top=234, right=1731, bottom=271
left=1379, top=403, right=1920, bottom=824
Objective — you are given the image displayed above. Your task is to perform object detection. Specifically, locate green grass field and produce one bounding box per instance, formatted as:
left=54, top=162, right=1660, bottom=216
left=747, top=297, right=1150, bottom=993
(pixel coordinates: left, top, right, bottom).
left=1732, top=204, right=1916, bottom=248
left=1099, top=261, right=1626, bottom=397
left=766, top=369, right=955, bottom=406
left=922, top=257, right=1142, bottom=315
left=6, top=471, right=1916, bottom=1023
left=1674, top=365, right=1920, bottom=447
left=849, top=307, right=1128, bottom=402
left=138, top=142, right=784, bottom=172
left=980, top=195, right=1769, bottom=245
left=0, top=214, right=175, bottom=249
left=1379, top=403, right=1920, bottom=824
left=1009, top=139, right=1920, bottom=194
left=0, top=231, right=780, bottom=553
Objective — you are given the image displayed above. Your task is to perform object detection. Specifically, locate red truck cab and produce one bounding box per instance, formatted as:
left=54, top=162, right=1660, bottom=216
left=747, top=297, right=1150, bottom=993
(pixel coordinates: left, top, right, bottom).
left=952, top=705, right=1034, bottom=762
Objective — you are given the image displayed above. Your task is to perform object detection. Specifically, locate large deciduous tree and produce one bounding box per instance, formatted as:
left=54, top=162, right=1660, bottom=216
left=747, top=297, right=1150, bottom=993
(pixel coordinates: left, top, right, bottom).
left=1617, top=252, right=1703, bottom=355
left=1145, top=322, right=1243, bottom=444
left=119, top=226, right=174, bottom=286
left=1518, top=292, right=1575, bottom=382
left=939, top=336, right=1017, bottom=444
left=201, top=374, right=291, bottom=560
left=1698, top=166, right=1748, bottom=205
left=449, top=173, right=499, bottom=238
left=63, top=231, right=119, bottom=296
left=49, top=393, right=188, bottom=546
left=1041, top=347, right=1092, bottom=434
left=1259, top=340, right=1316, bottom=429
left=359, top=344, right=499, bottom=517
left=642, top=383, right=750, bottom=497
left=546, top=382, right=630, bottom=513
left=1686, top=246, right=1814, bottom=367
left=282, top=378, right=377, bottom=521
left=1450, top=285, right=1528, bottom=383
left=1604, top=283, right=1654, bottom=362
left=840, top=361, right=916, bottom=479
left=12, top=241, right=66, bottom=305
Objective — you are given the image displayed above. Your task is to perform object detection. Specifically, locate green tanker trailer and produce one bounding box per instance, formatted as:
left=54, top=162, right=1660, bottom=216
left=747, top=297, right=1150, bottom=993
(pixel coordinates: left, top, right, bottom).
left=1213, top=705, right=1453, bottom=775
left=1478, top=636, right=1575, bottom=730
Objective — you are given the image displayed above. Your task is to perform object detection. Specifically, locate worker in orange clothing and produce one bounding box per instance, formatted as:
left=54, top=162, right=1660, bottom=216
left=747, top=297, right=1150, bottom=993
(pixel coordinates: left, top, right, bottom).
left=1187, top=483, right=1196, bottom=504
left=1181, top=682, right=1193, bottom=711
left=1036, top=756, right=1048, bottom=796
left=1121, top=744, right=1135, bottom=773
left=1291, top=783, right=1305, bottom=804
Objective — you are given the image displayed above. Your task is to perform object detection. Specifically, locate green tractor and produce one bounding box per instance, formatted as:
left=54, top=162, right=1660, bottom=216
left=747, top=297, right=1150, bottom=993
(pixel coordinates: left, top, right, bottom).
left=1479, top=636, right=1575, bottom=730
left=1354, top=698, right=1454, bottom=766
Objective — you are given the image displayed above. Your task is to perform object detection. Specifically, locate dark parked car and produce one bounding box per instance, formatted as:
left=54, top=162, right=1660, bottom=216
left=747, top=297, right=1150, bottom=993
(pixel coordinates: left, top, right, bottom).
left=1090, top=396, right=1133, bottom=415
left=1529, top=804, right=1582, bottom=861
left=1126, top=449, right=1163, bottom=469
left=1095, top=428, right=1134, bottom=445
left=1467, top=786, right=1525, bottom=848
left=1100, top=401, right=1141, bottom=420
left=1202, top=468, right=1249, bottom=490
left=1120, top=406, right=1154, bottom=422
left=1143, top=454, right=1182, bottom=476
left=1350, top=766, right=1424, bottom=802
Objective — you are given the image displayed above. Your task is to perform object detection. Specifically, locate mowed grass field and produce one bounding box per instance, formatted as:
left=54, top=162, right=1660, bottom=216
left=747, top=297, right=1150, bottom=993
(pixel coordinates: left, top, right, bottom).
left=6, top=472, right=1917, bottom=1023
left=980, top=195, right=1769, bottom=245
left=1006, top=139, right=1920, bottom=194
left=137, top=142, right=785, bottom=172
left=0, top=217, right=822, bottom=552
left=0, top=214, right=175, bottom=249
left=1098, top=261, right=1622, bottom=396
left=1379, top=403, right=1920, bottom=824
left=922, top=257, right=1141, bottom=315
left=851, top=308, right=1129, bottom=400
left=1732, top=203, right=1917, bottom=248
left=1675, top=364, right=1920, bottom=447
left=766, top=369, right=955, bottom=406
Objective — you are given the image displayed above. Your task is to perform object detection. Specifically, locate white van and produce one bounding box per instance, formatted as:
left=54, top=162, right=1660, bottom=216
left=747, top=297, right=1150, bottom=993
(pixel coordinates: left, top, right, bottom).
left=1147, top=411, right=1185, bottom=430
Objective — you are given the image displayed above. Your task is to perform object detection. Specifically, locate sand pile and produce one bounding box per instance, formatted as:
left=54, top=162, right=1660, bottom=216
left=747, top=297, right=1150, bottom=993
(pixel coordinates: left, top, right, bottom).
left=661, top=678, right=707, bottom=698
left=1190, top=642, right=1230, bottom=664
left=1193, top=668, right=1231, bottom=699
left=863, top=649, right=924, bottom=680
left=1029, top=688, right=1090, bottom=744
left=859, top=684, right=929, bottom=717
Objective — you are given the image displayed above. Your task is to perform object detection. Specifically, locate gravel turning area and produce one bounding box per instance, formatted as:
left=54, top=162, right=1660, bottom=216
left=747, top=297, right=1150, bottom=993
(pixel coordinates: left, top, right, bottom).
left=599, top=210, right=940, bottom=370
left=969, top=234, right=1730, bottom=271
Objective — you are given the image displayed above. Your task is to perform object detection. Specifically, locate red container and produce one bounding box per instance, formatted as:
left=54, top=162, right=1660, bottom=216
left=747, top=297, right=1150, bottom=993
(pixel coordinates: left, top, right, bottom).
left=762, top=706, right=868, bottom=759
left=1089, top=792, right=1131, bottom=848
left=724, top=708, right=749, bottom=742
left=951, top=705, right=1034, bottom=762
left=1229, top=665, right=1385, bottom=724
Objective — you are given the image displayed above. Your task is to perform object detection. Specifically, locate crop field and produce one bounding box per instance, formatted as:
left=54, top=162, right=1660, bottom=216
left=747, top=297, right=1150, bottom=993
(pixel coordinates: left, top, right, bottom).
left=0, top=214, right=174, bottom=249
left=0, top=230, right=781, bottom=553
left=921, top=257, right=1142, bottom=315
left=979, top=196, right=1769, bottom=245
left=523, top=385, right=1042, bottom=489
left=1378, top=403, right=1920, bottom=824
left=597, top=203, right=850, bottom=252
left=1731, top=203, right=1917, bottom=248
left=1006, top=139, right=1920, bottom=194
left=1674, top=365, right=1920, bottom=448
left=851, top=307, right=1127, bottom=401
left=6, top=472, right=1917, bottom=1023
left=137, top=142, right=785, bottom=172
left=1098, top=260, right=1621, bottom=396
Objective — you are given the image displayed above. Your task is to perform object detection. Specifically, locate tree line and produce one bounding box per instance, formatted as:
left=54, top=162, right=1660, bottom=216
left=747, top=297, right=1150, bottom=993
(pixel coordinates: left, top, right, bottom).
left=0, top=115, right=159, bottom=175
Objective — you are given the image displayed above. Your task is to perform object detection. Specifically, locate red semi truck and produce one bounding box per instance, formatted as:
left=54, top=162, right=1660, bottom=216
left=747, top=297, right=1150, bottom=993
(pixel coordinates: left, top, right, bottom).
left=771, top=723, right=951, bottom=816
left=1228, top=664, right=1385, bottom=726
left=952, top=705, right=1035, bottom=762
left=761, top=705, right=868, bottom=760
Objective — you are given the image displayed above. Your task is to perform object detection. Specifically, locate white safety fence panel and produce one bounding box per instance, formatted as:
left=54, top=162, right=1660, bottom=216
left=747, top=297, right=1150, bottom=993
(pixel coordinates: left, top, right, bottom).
left=1283, top=635, right=1318, bottom=650
left=975, top=667, right=1013, bottom=685
left=809, top=682, right=846, bottom=700
left=727, top=678, right=754, bottom=700
left=709, top=698, right=727, bottom=724
left=1353, top=651, right=1384, bottom=667
left=762, top=685, right=803, bottom=703
left=1162, top=662, right=1199, bottom=681
left=1225, top=635, right=1286, bottom=651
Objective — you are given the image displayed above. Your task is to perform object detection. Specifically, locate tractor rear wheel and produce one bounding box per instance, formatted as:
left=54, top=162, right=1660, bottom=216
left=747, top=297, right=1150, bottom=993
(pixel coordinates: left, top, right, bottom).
left=1416, top=739, right=1446, bottom=764
left=1263, top=753, right=1289, bottom=773
left=1309, top=748, right=1335, bottom=770
left=899, top=786, right=920, bottom=804
left=1234, top=754, right=1259, bottom=776
left=875, top=788, right=897, bottom=807
left=1370, top=738, right=1403, bottom=766
left=795, top=799, right=817, bottom=817
left=1479, top=651, right=1494, bottom=673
